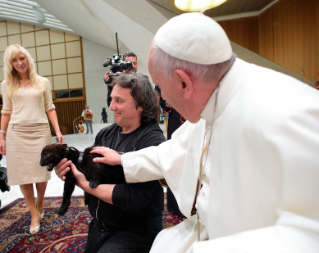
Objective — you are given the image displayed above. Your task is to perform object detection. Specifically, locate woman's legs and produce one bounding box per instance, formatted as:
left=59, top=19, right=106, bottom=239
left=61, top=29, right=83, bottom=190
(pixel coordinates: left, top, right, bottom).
left=20, top=184, right=39, bottom=228
left=35, top=181, right=47, bottom=215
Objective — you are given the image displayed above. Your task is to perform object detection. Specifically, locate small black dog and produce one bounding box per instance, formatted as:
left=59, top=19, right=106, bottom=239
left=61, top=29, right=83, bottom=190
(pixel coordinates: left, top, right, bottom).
left=40, top=143, right=125, bottom=215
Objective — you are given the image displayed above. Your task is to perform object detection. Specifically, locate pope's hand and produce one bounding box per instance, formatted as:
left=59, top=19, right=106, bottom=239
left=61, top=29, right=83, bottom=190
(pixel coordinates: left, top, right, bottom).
left=91, top=147, right=122, bottom=166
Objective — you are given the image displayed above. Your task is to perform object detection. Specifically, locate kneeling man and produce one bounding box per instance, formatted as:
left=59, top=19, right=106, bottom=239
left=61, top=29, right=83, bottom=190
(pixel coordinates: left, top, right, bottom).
left=55, top=73, right=166, bottom=253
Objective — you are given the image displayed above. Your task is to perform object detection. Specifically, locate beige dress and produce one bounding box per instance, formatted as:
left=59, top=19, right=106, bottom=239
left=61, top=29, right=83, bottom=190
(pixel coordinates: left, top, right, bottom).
left=1, top=76, right=55, bottom=186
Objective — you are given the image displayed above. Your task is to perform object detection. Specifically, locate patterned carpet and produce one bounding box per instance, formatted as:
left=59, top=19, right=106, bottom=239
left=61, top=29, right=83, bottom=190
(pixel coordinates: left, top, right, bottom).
left=0, top=195, right=185, bottom=253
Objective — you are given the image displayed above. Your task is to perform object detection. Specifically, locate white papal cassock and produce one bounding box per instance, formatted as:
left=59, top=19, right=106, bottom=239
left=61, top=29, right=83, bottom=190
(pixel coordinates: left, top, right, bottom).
left=122, top=58, right=319, bottom=252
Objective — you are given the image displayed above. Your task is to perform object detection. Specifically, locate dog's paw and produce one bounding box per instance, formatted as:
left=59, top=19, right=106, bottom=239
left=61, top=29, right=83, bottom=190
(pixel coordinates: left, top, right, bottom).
left=58, top=203, right=69, bottom=216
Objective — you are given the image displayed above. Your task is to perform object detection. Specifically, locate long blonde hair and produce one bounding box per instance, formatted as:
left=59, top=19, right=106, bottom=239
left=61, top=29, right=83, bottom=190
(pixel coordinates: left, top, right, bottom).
left=3, top=44, right=43, bottom=98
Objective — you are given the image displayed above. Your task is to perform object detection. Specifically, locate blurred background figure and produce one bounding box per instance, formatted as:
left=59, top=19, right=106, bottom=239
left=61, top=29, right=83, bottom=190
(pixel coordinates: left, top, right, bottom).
left=82, top=105, right=93, bottom=134
left=101, top=107, right=108, bottom=123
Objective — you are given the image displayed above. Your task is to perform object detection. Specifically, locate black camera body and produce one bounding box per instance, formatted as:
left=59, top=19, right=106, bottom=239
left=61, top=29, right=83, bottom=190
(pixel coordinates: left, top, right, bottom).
left=0, top=154, right=10, bottom=193
left=103, top=54, right=133, bottom=84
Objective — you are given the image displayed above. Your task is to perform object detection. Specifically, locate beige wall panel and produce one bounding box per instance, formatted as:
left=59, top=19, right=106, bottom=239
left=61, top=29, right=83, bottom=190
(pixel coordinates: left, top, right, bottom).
left=21, top=23, right=34, bottom=33
left=65, top=33, right=80, bottom=42
left=50, top=30, right=64, bottom=44
left=34, top=26, right=45, bottom=31
left=27, top=47, right=37, bottom=62
left=67, top=57, right=82, bottom=73
left=52, top=59, right=67, bottom=75
left=51, top=43, right=66, bottom=59
left=38, top=61, right=52, bottom=76
left=0, top=67, right=3, bottom=82
left=21, top=32, right=35, bottom=48
left=0, top=52, right=3, bottom=67
left=68, top=73, right=83, bottom=89
left=0, top=37, right=8, bottom=51
left=35, top=30, right=49, bottom=46
left=46, top=76, right=53, bottom=90
left=66, top=41, right=81, bottom=57
left=37, top=46, right=51, bottom=61
left=8, top=35, right=21, bottom=46
left=7, top=22, right=19, bottom=35
left=53, top=75, right=68, bottom=90
left=0, top=22, right=7, bottom=37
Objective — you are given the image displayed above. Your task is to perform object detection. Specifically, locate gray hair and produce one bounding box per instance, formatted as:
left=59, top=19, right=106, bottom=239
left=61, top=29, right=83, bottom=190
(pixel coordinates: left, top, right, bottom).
left=151, top=42, right=236, bottom=84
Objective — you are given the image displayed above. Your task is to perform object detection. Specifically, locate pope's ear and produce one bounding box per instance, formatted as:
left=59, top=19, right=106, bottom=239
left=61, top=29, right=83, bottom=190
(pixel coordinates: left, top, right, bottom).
left=173, top=69, right=193, bottom=100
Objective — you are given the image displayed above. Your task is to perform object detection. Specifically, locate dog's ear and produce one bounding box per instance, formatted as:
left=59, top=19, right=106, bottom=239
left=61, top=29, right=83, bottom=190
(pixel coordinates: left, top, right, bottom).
left=62, top=144, right=68, bottom=149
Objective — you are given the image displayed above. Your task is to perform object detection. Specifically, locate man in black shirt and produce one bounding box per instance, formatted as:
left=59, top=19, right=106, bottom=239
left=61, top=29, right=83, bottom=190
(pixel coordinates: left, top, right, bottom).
left=55, top=73, right=165, bottom=253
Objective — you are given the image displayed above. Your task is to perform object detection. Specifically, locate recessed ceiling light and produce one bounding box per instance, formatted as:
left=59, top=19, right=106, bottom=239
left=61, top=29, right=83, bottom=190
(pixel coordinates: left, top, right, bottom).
left=172, top=0, right=228, bottom=12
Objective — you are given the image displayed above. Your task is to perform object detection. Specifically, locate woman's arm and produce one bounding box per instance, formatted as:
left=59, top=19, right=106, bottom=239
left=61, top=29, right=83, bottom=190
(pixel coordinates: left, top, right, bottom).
left=47, top=109, right=64, bottom=143
left=0, top=114, right=11, bottom=155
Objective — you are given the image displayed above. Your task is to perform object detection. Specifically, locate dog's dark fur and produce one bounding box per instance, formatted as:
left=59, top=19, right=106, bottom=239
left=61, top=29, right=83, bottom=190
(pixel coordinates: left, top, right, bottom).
left=40, top=143, right=125, bottom=215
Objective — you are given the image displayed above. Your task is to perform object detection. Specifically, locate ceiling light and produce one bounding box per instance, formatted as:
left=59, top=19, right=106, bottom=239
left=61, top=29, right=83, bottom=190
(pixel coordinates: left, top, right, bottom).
left=172, top=0, right=228, bottom=12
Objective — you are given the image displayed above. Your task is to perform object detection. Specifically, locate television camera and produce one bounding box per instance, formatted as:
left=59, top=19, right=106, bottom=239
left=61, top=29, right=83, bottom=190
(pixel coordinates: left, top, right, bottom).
left=103, top=33, right=132, bottom=84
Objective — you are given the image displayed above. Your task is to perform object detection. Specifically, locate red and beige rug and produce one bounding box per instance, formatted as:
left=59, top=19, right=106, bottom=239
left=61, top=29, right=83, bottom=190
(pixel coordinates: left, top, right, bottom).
left=0, top=195, right=185, bottom=252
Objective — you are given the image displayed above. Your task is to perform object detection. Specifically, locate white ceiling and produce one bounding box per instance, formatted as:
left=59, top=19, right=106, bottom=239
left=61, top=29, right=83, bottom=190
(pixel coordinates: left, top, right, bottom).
left=0, top=0, right=279, bottom=71
left=0, top=0, right=74, bottom=32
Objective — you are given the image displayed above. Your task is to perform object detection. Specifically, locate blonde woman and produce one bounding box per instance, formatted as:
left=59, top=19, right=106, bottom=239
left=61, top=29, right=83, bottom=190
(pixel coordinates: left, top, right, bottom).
left=0, top=44, right=64, bottom=234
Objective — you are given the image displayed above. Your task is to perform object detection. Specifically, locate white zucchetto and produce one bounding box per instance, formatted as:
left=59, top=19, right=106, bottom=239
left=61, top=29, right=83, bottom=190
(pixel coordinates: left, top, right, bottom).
left=154, top=12, right=232, bottom=65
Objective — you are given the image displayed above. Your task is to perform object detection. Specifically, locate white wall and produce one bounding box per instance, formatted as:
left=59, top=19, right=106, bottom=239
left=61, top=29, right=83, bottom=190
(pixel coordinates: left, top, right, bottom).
left=82, top=38, right=115, bottom=123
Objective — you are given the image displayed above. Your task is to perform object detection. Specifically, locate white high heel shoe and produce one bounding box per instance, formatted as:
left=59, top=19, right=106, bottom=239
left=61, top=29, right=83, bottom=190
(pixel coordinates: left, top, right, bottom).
left=29, top=212, right=41, bottom=234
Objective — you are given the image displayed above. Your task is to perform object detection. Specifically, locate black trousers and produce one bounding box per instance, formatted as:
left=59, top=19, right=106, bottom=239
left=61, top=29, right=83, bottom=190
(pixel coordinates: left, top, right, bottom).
left=84, top=218, right=161, bottom=253
left=167, top=188, right=185, bottom=217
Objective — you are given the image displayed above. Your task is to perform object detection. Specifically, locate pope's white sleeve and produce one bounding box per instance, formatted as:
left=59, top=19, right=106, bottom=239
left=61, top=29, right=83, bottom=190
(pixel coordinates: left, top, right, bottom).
left=122, top=120, right=201, bottom=184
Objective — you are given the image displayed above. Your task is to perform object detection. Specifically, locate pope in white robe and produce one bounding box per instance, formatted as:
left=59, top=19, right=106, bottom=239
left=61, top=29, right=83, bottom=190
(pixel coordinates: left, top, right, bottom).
left=86, top=12, right=319, bottom=253
left=123, top=56, right=319, bottom=252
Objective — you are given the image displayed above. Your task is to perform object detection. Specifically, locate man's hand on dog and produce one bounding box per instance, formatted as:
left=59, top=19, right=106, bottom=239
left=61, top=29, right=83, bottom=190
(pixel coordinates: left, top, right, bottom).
left=91, top=147, right=122, bottom=166
left=54, top=159, right=87, bottom=187
left=54, top=159, right=71, bottom=181
left=69, top=163, right=87, bottom=188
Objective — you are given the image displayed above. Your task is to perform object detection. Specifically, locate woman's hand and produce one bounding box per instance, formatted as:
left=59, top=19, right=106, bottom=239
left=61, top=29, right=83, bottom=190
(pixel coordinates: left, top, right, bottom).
left=0, top=139, right=6, bottom=155
left=91, top=146, right=122, bottom=166
left=55, top=131, right=64, bottom=143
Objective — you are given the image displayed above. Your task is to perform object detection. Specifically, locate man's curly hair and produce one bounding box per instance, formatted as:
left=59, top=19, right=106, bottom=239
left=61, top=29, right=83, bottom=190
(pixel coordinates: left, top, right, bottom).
left=111, top=73, right=159, bottom=124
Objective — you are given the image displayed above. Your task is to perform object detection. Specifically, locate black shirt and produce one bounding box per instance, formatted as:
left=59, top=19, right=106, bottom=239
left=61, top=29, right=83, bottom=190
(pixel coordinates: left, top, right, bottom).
left=87, top=120, right=166, bottom=231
